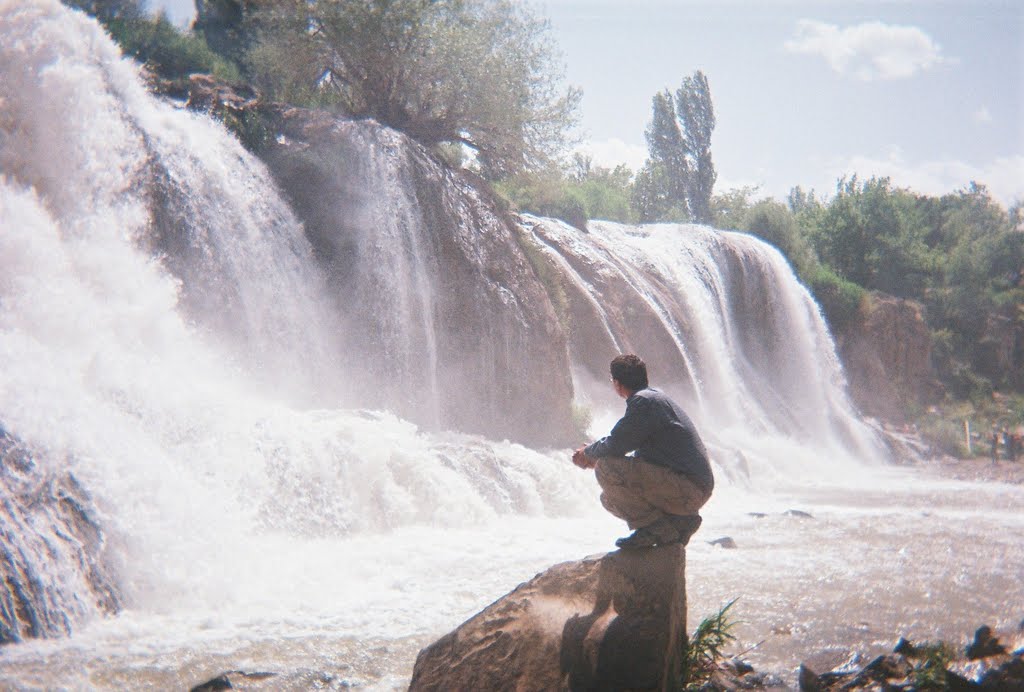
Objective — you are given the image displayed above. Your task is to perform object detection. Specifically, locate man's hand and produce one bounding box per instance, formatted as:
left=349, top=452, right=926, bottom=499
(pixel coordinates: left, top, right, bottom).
left=572, top=447, right=596, bottom=469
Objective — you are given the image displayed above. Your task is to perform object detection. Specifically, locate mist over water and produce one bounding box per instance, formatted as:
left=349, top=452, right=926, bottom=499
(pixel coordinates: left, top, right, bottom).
left=1, top=3, right=1021, bottom=689
left=0, top=0, right=589, bottom=618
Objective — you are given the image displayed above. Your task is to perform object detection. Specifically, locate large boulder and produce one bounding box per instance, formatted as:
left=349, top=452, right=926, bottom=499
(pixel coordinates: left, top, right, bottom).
left=408, top=546, right=687, bottom=691
left=835, top=292, right=940, bottom=421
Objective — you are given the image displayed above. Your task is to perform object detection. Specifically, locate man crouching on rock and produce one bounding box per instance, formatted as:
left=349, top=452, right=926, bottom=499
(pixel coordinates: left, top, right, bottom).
left=572, top=354, right=714, bottom=550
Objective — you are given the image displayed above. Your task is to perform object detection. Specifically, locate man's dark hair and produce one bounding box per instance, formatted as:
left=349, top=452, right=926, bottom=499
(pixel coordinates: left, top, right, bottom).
left=610, top=354, right=648, bottom=392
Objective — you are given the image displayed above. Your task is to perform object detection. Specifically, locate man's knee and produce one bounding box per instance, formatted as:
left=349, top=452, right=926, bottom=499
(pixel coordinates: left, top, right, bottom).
left=594, top=456, right=632, bottom=488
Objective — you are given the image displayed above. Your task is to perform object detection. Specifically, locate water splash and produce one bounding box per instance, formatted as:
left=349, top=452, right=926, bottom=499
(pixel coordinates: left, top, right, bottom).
left=0, top=2, right=588, bottom=635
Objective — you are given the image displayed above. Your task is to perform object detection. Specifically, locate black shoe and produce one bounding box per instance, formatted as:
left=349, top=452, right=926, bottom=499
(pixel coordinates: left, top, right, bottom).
left=672, top=515, right=702, bottom=545
left=614, top=527, right=661, bottom=549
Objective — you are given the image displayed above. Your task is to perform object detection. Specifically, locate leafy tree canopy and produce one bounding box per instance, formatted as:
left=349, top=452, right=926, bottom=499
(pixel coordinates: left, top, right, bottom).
left=64, top=0, right=240, bottom=81
left=241, top=0, right=581, bottom=179
left=811, top=175, right=931, bottom=298
left=64, top=0, right=143, bottom=22
left=496, top=154, right=636, bottom=229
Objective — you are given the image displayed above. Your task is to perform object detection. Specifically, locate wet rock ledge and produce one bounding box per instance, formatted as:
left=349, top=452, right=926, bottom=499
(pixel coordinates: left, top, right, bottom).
left=0, top=429, right=120, bottom=643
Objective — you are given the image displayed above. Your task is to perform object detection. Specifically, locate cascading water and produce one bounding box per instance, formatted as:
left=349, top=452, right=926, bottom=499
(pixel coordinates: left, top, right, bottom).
left=524, top=217, right=888, bottom=483
left=0, top=1, right=592, bottom=642
left=1, top=3, right=1021, bottom=689
left=259, top=112, right=577, bottom=445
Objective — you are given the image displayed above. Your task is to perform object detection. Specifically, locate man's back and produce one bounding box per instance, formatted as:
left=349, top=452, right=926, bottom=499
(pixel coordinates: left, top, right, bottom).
left=585, top=387, right=714, bottom=493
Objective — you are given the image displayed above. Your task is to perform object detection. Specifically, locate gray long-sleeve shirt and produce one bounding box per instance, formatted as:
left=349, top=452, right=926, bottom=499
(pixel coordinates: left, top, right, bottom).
left=585, top=387, right=714, bottom=493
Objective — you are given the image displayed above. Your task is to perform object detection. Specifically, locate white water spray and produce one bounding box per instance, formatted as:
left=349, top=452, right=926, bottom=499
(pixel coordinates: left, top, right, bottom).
left=526, top=217, right=888, bottom=483
left=0, top=2, right=593, bottom=628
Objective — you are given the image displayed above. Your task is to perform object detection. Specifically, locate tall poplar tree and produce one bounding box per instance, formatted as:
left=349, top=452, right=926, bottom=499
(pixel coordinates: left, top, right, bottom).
left=636, top=70, right=717, bottom=224
left=676, top=71, right=716, bottom=224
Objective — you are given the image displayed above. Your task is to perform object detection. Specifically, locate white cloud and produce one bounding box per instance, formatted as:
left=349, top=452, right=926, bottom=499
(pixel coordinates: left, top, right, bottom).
left=576, top=138, right=648, bottom=173
left=784, top=20, right=951, bottom=81
left=824, top=148, right=1023, bottom=206
left=973, top=106, right=993, bottom=124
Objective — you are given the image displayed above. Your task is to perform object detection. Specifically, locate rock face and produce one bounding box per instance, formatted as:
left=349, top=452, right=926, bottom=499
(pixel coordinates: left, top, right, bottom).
left=408, top=546, right=687, bottom=692
left=0, top=430, right=120, bottom=643
left=977, top=312, right=1024, bottom=390
left=258, top=107, right=576, bottom=446
left=835, top=292, right=940, bottom=421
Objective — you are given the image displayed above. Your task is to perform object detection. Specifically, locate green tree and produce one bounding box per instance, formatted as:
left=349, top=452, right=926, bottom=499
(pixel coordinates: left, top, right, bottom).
left=638, top=90, right=689, bottom=219
left=244, top=0, right=581, bottom=179
left=811, top=176, right=931, bottom=298
left=710, top=185, right=759, bottom=229
left=568, top=155, right=637, bottom=223
left=676, top=70, right=716, bottom=224
left=632, top=161, right=688, bottom=223
left=194, top=0, right=248, bottom=63
left=67, top=0, right=241, bottom=83
left=117, top=12, right=241, bottom=81
left=925, top=184, right=1023, bottom=388
left=63, top=0, right=143, bottom=22
left=741, top=199, right=816, bottom=276
left=496, top=156, right=636, bottom=228
left=636, top=71, right=717, bottom=224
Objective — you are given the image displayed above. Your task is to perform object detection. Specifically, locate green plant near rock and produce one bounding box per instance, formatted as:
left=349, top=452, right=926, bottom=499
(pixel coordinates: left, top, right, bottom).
left=681, top=598, right=739, bottom=689
left=570, top=402, right=593, bottom=443
left=914, top=392, right=1024, bottom=459
left=907, top=641, right=957, bottom=690
left=106, top=14, right=241, bottom=83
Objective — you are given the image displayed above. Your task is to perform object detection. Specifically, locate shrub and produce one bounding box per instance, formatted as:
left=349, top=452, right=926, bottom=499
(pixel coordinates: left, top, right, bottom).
left=106, top=15, right=241, bottom=82
left=908, top=641, right=957, bottom=690
left=681, top=599, right=739, bottom=689
left=918, top=416, right=969, bottom=458
left=806, top=265, right=866, bottom=334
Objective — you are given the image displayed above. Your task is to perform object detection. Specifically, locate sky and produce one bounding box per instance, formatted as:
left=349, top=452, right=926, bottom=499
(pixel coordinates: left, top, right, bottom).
left=153, top=0, right=1023, bottom=206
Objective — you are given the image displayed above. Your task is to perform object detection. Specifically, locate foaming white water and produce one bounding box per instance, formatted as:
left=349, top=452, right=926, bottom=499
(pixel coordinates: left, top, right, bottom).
left=1, top=475, right=1021, bottom=690
left=0, top=2, right=593, bottom=624
left=526, top=217, right=888, bottom=484
left=1, top=0, right=344, bottom=408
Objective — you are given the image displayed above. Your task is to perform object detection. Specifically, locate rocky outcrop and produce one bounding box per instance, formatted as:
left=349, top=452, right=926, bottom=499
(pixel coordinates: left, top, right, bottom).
left=835, top=292, right=940, bottom=421
left=0, top=430, right=120, bottom=643
left=799, top=626, right=1024, bottom=691
left=976, top=312, right=1024, bottom=390
left=174, top=78, right=578, bottom=446
left=409, top=546, right=687, bottom=691
left=257, top=108, right=576, bottom=446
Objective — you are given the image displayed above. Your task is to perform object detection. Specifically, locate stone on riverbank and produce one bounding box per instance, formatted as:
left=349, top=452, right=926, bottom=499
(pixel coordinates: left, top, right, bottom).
left=408, top=545, right=687, bottom=691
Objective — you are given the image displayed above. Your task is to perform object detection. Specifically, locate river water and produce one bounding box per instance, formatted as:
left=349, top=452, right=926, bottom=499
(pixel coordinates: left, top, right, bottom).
left=0, top=465, right=1020, bottom=690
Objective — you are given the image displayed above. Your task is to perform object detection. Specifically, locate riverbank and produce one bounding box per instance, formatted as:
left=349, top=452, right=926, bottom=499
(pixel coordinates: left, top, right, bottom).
left=919, top=454, right=1024, bottom=485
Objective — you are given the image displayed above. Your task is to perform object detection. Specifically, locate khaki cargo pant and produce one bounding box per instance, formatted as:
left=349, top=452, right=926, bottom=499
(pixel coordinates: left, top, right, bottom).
left=595, top=456, right=711, bottom=530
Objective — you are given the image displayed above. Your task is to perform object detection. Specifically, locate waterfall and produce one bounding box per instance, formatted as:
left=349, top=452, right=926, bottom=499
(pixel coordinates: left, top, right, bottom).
left=524, top=217, right=888, bottom=483
left=0, top=0, right=887, bottom=647
left=260, top=115, right=576, bottom=444
left=0, top=2, right=589, bottom=640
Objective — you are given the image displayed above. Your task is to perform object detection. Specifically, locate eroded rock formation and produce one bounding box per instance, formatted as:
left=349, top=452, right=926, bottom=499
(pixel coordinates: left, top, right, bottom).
left=409, top=546, right=687, bottom=692
left=835, top=292, right=940, bottom=421
left=0, top=430, right=120, bottom=643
